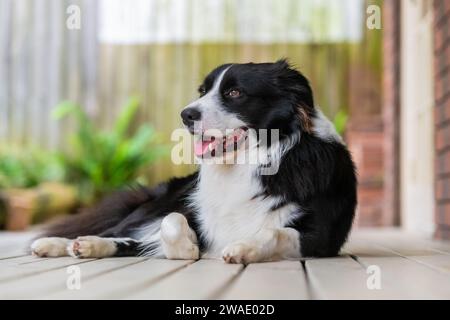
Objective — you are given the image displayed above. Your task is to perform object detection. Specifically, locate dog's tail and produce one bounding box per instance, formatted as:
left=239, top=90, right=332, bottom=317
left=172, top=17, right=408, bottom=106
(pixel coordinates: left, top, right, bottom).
left=39, top=186, right=152, bottom=239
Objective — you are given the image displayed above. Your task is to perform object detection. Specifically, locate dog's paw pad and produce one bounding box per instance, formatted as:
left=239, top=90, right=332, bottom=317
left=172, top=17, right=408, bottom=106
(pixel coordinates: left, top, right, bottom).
left=67, top=236, right=116, bottom=258
left=68, top=239, right=93, bottom=258
left=164, top=241, right=200, bottom=260
left=222, top=243, right=259, bottom=265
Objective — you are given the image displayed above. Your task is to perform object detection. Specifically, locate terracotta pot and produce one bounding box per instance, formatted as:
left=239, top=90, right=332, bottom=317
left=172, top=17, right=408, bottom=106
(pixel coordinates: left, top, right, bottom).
left=1, top=182, right=78, bottom=231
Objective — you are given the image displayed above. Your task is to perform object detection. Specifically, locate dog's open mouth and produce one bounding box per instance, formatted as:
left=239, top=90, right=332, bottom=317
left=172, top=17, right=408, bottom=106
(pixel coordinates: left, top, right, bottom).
left=194, top=128, right=248, bottom=158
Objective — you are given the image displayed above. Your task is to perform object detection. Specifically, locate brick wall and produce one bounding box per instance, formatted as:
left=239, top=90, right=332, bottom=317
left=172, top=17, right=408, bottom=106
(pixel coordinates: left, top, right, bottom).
left=382, top=0, right=401, bottom=226
left=346, top=124, right=384, bottom=226
left=434, top=0, right=450, bottom=239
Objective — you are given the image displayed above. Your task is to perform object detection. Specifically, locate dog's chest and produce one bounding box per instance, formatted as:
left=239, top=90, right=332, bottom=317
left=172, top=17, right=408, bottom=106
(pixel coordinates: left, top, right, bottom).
left=194, top=165, right=297, bottom=256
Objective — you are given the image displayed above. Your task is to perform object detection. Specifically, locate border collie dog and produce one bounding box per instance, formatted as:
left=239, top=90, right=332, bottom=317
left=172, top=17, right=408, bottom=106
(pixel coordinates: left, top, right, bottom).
left=31, top=60, right=357, bottom=263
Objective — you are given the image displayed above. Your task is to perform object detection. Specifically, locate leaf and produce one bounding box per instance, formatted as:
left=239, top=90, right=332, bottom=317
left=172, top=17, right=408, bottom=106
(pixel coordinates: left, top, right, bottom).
left=333, top=110, right=348, bottom=135
left=52, top=101, right=82, bottom=119
left=114, top=97, right=140, bottom=138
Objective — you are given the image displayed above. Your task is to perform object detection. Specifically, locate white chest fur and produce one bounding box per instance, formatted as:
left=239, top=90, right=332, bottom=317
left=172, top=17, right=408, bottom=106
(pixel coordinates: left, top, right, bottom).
left=193, top=162, right=299, bottom=257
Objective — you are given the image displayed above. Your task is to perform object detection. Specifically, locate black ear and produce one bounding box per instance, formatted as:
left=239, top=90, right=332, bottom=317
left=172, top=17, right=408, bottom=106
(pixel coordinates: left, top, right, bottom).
left=272, top=59, right=314, bottom=105
left=274, top=58, right=290, bottom=70
left=273, top=59, right=315, bottom=133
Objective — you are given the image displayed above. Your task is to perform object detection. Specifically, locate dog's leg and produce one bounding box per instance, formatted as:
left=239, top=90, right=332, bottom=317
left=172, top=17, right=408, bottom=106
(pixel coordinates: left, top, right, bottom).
left=160, top=212, right=199, bottom=260
left=66, top=236, right=142, bottom=258
left=31, top=237, right=71, bottom=257
left=222, top=227, right=300, bottom=264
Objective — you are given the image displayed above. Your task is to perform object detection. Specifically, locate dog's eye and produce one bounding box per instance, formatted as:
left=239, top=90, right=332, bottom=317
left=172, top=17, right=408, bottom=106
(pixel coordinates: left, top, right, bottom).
left=225, top=89, right=241, bottom=98
left=198, top=86, right=206, bottom=96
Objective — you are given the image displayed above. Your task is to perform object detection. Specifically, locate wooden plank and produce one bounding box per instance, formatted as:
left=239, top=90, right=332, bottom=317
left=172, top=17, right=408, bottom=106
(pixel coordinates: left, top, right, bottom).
left=42, top=258, right=192, bottom=299
left=346, top=241, right=450, bottom=299
left=0, top=257, right=145, bottom=299
left=220, top=260, right=309, bottom=300
left=347, top=228, right=450, bottom=255
left=0, top=251, right=28, bottom=260
left=347, top=237, right=450, bottom=275
left=128, top=259, right=243, bottom=300
left=401, top=254, right=450, bottom=275
left=0, top=245, right=29, bottom=259
left=0, top=255, right=44, bottom=264
left=355, top=254, right=450, bottom=299
left=0, top=231, right=37, bottom=259
left=305, top=256, right=385, bottom=299
left=0, top=256, right=94, bottom=283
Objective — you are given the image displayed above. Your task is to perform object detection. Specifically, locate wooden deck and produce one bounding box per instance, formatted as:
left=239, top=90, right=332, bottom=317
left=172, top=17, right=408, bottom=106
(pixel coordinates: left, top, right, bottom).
left=0, top=228, right=449, bottom=300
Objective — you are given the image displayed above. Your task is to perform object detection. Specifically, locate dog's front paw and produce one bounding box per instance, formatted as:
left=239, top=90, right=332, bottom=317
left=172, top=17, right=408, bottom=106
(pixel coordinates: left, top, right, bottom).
left=222, top=243, right=260, bottom=264
left=67, top=236, right=116, bottom=258
left=31, top=237, right=69, bottom=257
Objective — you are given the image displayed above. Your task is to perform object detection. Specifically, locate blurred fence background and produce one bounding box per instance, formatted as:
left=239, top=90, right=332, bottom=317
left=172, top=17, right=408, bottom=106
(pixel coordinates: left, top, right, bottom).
left=0, top=0, right=381, bottom=184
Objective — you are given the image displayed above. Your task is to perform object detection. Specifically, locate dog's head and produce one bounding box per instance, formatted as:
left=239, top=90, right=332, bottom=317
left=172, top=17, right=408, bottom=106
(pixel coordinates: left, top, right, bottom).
left=181, top=59, right=315, bottom=158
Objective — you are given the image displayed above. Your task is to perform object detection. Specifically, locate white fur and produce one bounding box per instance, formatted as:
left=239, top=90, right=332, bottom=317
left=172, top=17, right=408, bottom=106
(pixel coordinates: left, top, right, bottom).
left=132, top=218, right=164, bottom=257
left=31, top=237, right=70, bottom=257
left=31, top=236, right=134, bottom=258
left=160, top=213, right=199, bottom=260
left=133, top=213, right=199, bottom=259
left=312, top=109, right=343, bottom=143
left=191, top=142, right=302, bottom=259
left=67, top=236, right=132, bottom=258
left=183, top=67, right=247, bottom=133
left=222, top=227, right=300, bottom=263
left=130, top=138, right=302, bottom=262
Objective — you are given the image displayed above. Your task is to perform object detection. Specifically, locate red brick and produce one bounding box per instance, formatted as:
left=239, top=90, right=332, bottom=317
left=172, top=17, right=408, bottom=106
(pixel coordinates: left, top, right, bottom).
left=435, top=225, right=450, bottom=240
left=436, top=203, right=450, bottom=225
left=436, top=177, right=450, bottom=201
left=435, top=69, right=450, bottom=103
left=381, top=0, right=401, bottom=227
left=435, top=99, right=450, bottom=126
left=434, top=0, right=450, bottom=27
left=434, top=42, right=450, bottom=76
left=435, top=23, right=446, bottom=53
left=436, top=150, right=450, bottom=175
left=436, top=125, right=450, bottom=151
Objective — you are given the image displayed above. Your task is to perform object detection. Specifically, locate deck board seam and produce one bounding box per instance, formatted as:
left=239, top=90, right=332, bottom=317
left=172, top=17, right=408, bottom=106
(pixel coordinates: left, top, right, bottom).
left=374, top=244, right=450, bottom=275
left=208, top=263, right=246, bottom=300
left=300, top=260, right=315, bottom=300
left=0, top=259, right=97, bottom=284
left=105, top=260, right=195, bottom=299
left=35, top=258, right=150, bottom=298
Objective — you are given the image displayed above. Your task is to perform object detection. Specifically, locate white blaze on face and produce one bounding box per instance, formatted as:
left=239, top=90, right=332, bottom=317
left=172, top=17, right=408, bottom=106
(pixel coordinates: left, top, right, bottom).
left=183, top=66, right=248, bottom=158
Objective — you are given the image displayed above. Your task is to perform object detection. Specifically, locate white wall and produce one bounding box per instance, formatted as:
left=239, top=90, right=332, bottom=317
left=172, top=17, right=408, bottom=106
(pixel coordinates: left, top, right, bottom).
left=400, top=0, right=435, bottom=236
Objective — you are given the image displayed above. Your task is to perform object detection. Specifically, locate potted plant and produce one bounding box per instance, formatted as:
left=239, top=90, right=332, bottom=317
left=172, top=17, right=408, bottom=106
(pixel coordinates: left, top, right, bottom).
left=0, top=147, right=77, bottom=230
left=53, top=97, right=167, bottom=205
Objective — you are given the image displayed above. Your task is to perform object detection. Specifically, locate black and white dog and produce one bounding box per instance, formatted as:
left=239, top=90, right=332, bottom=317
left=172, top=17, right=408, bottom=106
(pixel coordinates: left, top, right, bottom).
left=31, top=60, right=357, bottom=263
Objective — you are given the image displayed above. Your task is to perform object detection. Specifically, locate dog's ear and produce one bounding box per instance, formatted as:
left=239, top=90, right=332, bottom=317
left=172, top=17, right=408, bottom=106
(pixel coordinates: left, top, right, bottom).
left=274, top=58, right=290, bottom=70
left=296, top=103, right=313, bottom=134
left=272, top=59, right=315, bottom=134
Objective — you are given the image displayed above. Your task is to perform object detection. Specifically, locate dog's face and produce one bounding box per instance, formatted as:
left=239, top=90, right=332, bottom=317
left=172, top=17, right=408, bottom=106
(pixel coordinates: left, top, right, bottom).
left=181, top=60, right=315, bottom=158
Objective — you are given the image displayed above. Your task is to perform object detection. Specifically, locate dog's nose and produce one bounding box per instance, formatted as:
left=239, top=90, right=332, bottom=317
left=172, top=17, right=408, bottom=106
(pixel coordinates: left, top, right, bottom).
left=181, top=107, right=201, bottom=126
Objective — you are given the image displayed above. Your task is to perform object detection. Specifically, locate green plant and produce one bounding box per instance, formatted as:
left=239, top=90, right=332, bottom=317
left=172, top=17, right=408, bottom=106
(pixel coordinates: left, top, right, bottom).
left=0, top=147, right=65, bottom=189
left=53, top=97, right=167, bottom=204
left=333, top=110, right=349, bottom=136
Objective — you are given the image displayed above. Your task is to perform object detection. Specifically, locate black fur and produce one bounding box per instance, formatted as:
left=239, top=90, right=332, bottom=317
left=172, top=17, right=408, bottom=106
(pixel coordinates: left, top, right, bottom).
left=42, top=60, right=357, bottom=258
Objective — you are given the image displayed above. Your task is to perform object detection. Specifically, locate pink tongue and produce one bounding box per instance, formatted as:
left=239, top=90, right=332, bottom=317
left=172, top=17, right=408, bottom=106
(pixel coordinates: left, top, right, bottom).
left=194, top=140, right=212, bottom=157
